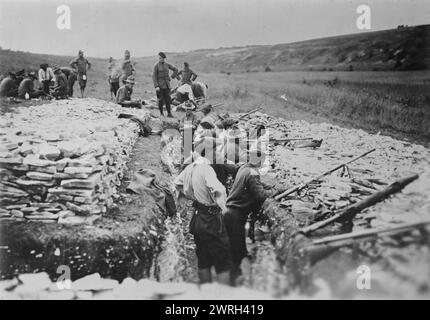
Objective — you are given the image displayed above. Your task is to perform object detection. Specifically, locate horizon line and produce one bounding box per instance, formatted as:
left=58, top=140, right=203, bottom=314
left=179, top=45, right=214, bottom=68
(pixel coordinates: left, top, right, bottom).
left=1, top=23, right=426, bottom=60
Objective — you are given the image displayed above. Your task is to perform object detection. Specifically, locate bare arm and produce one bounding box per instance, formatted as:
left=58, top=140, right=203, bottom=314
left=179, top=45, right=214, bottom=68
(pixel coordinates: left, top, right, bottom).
left=70, top=59, right=77, bottom=71
left=168, top=63, right=179, bottom=79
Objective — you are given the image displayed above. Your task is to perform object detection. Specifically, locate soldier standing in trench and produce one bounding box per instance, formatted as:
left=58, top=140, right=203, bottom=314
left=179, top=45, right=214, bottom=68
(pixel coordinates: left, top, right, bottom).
left=174, top=137, right=232, bottom=285
left=119, top=50, right=135, bottom=85
left=224, top=145, right=280, bottom=285
left=152, top=52, right=178, bottom=118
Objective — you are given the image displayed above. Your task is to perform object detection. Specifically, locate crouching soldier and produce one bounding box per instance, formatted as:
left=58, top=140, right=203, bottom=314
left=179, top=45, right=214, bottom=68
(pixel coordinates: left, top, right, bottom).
left=115, top=76, right=143, bottom=108
left=18, top=72, right=46, bottom=99
left=51, top=67, right=69, bottom=99
left=224, top=146, right=280, bottom=285
left=0, top=72, right=19, bottom=98
left=174, top=137, right=232, bottom=285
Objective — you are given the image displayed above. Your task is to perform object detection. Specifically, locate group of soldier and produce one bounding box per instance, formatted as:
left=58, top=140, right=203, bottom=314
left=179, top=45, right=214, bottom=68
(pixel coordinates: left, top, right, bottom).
left=0, top=50, right=91, bottom=100
left=174, top=116, right=279, bottom=286
left=111, top=50, right=203, bottom=117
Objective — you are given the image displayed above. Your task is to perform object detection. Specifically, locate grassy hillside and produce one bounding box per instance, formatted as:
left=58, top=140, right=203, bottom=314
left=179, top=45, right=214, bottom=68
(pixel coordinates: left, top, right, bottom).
left=1, top=24, right=428, bottom=76
left=0, top=49, right=107, bottom=76
left=135, top=24, right=430, bottom=73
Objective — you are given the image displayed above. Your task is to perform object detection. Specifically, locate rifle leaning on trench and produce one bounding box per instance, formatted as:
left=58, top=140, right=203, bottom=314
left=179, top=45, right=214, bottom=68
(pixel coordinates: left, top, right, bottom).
left=237, top=106, right=263, bottom=120
left=269, top=137, right=314, bottom=143
left=217, top=105, right=264, bottom=125
left=274, top=148, right=376, bottom=201
left=302, top=218, right=430, bottom=265
left=299, top=174, right=419, bottom=235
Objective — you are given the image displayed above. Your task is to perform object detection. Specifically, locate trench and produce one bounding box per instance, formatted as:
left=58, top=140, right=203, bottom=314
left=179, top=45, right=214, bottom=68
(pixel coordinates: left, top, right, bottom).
left=150, top=127, right=292, bottom=297
left=2, top=110, right=429, bottom=299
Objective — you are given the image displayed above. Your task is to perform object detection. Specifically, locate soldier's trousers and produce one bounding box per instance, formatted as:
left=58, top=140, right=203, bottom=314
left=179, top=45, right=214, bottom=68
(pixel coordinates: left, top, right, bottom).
left=157, top=88, right=172, bottom=115
left=224, top=206, right=249, bottom=274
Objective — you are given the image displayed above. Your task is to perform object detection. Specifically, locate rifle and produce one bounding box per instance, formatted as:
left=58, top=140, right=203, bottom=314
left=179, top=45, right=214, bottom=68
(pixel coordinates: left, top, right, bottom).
left=313, top=218, right=430, bottom=246
left=299, top=174, right=419, bottom=235
left=270, top=137, right=314, bottom=142
left=192, top=102, right=224, bottom=111
left=238, top=106, right=263, bottom=120
left=274, top=148, right=376, bottom=200
left=303, top=218, right=430, bottom=265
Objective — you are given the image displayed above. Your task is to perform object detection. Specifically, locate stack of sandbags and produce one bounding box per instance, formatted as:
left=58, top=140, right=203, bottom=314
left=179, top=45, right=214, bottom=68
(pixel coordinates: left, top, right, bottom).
left=0, top=98, right=150, bottom=222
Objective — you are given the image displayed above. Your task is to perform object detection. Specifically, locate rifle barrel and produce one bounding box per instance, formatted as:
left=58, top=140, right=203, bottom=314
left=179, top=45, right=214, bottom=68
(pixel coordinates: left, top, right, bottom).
left=311, top=218, right=430, bottom=246
left=300, top=174, right=419, bottom=235
left=270, top=137, right=314, bottom=142
left=238, top=106, right=263, bottom=120
left=274, top=148, right=376, bottom=200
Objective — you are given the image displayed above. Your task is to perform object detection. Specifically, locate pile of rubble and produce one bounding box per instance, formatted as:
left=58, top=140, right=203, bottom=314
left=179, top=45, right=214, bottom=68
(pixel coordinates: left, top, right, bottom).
left=0, top=272, right=275, bottom=300
left=0, top=99, right=150, bottom=224
left=240, top=112, right=430, bottom=226
left=238, top=112, right=430, bottom=297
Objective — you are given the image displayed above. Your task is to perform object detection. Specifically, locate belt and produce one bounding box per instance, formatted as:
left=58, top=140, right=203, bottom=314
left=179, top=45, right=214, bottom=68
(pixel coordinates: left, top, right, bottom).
left=193, top=201, right=217, bottom=211
left=192, top=201, right=223, bottom=233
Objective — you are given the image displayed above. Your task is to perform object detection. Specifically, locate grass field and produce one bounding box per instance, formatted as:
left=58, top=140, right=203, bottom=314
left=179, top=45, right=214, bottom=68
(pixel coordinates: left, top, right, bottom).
left=92, top=68, right=429, bottom=142
left=201, top=71, right=430, bottom=140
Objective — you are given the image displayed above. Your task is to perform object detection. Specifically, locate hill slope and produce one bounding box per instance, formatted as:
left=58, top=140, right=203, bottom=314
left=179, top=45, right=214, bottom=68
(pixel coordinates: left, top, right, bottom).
left=1, top=25, right=428, bottom=75
left=0, top=50, right=106, bottom=76
left=136, top=24, right=430, bottom=73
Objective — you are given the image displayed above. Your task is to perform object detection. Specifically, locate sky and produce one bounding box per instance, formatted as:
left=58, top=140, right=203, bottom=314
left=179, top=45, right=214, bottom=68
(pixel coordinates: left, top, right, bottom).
left=0, top=0, right=429, bottom=58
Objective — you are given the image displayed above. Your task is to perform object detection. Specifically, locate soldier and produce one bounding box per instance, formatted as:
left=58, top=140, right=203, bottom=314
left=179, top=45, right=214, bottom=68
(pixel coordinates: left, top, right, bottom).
left=60, top=67, right=78, bottom=97
left=152, top=52, right=178, bottom=118
left=115, top=76, right=142, bottom=109
left=17, top=72, right=46, bottom=99
left=224, top=146, right=280, bottom=285
left=178, top=62, right=198, bottom=85
left=174, top=137, right=232, bottom=285
left=70, top=50, right=91, bottom=98
left=38, top=64, right=55, bottom=95
left=119, top=50, right=135, bottom=85
left=0, top=72, right=18, bottom=98
left=51, top=67, right=69, bottom=99
left=107, top=57, right=121, bottom=99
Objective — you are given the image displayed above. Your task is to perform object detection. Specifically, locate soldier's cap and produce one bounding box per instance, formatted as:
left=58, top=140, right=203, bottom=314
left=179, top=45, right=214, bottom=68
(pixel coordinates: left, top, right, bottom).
left=52, top=65, right=61, bottom=73
left=78, top=50, right=83, bottom=54
left=158, top=52, right=166, bottom=58
left=125, top=50, right=130, bottom=55
left=125, top=76, right=136, bottom=84
left=201, top=104, right=213, bottom=115
left=183, top=102, right=194, bottom=110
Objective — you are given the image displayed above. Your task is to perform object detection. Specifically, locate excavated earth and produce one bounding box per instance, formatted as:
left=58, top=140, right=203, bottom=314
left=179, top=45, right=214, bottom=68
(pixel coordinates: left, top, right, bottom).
left=1, top=99, right=430, bottom=299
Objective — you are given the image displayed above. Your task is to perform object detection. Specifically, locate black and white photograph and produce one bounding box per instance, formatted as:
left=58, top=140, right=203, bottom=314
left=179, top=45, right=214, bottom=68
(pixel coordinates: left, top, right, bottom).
left=0, top=0, right=429, bottom=305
